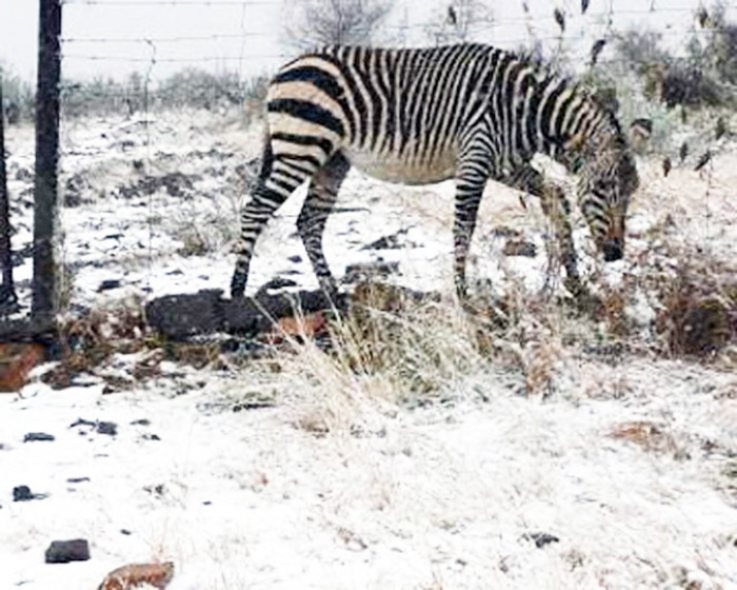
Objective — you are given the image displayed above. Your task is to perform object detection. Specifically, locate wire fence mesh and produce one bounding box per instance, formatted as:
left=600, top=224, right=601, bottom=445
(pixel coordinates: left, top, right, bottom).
left=3, top=0, right=737, bottom=316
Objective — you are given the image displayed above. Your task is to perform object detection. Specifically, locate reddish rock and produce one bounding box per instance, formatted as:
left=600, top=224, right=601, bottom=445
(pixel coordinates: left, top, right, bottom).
left=0, top=344, right=44, bottom=392
left=266, top=311, right=329, bottom=344
left=98, top=562, right=174, bottom=590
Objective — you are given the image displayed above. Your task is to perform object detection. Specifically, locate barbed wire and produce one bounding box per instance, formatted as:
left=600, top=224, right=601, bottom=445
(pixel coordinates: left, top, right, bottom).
left=62, top=54, right=288, bottom=62
left=62, top=33, right=273, bottom=43
left=64, top=0, right=280, bottom=5
left=51, top=0, right=737, bottom=95
left=55, top=3, right=737, bottom=55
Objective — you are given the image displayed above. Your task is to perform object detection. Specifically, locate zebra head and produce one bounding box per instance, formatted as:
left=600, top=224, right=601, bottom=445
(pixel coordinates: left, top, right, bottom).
left=572, top=134, right=639, bottom=262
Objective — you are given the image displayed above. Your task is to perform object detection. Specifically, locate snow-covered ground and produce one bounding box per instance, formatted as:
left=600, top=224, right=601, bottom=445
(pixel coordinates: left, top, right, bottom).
left=1, top=108, right=736, bottom=589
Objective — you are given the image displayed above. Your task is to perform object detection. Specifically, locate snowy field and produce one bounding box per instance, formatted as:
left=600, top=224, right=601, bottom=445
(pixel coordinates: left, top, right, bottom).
left=1, top=108, right=737, bottom=589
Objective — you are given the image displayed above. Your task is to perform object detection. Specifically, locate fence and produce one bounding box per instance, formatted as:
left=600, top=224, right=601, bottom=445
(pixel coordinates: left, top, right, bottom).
left=1, top=0, right=736, bottom=336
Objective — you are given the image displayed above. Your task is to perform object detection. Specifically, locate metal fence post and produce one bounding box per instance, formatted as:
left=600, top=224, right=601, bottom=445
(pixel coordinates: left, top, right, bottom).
left=32, top=0, right=62, bottom=322
left=0, top=69, right=18, bottom=312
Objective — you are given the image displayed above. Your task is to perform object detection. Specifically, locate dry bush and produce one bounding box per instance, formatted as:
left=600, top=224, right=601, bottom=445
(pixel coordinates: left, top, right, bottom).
left=261, top=280, right=524, bottom=435
left=42, top=306, right=152, bottom=389
left=614, top=26, right=733, bottom=111
left=609, top=421, right=684, bottom=457
left=656, top=266, right=735, bottom=358
left=330, top=281, right=488, bottom=403
left=631, top=240, right=737, bottom=359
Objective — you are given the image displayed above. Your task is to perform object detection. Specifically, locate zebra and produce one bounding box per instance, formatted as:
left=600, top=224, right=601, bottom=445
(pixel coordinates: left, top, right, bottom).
left=230, top=43, right=639, bottom=300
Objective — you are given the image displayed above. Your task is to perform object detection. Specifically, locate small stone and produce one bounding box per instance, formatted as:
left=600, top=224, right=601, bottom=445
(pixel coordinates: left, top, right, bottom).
left=522, top=532, right=560, bottom=548
left=23, top=432, right=55, bottom=442
left=13, top=485, right=35, bottom=501
left=97, top=279, right=122, bottom=292
left=503, top=239, right=537, bottom=257
left=70, top=418, right=96, bottom=430
left=97, top=422, right=118, bottom=436
left=45, top=539, right=90, bottom=563
left=67, top=477, right=90, bottom=484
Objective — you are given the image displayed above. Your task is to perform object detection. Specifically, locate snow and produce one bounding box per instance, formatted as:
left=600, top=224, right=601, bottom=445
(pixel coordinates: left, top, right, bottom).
left=2, top=363, right=736, bottom=589
left=1, top=107, right=737, bottom=588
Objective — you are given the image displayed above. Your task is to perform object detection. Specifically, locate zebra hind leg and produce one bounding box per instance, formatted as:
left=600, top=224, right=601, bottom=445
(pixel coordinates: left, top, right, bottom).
left=296, top=152, right=351, bottom=300
left=231, top=165, right=312, bottom=298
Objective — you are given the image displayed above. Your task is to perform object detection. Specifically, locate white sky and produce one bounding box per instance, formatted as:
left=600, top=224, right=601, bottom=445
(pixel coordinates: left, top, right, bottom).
left=0, top=0, right=728, bottom=84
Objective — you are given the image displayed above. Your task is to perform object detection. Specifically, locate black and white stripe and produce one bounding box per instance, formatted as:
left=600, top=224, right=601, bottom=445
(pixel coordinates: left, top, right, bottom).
left=230, top=43, right=639, bottom=299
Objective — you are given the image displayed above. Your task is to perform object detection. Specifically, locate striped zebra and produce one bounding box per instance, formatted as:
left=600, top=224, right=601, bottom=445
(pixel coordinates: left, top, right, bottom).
left=230, top=43, right=639, bottom=299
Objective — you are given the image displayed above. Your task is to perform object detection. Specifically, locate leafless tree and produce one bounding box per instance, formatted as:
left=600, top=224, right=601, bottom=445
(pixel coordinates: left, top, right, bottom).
left=284, top=0, right=394, bottom=50
left=425, top=0, right=494, bottom=45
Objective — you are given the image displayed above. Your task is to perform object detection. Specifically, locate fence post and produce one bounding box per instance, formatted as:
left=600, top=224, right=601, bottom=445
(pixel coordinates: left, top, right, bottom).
left=0, top=68, right=18, bottom=312
left=32, top=0, right=62, bottom=322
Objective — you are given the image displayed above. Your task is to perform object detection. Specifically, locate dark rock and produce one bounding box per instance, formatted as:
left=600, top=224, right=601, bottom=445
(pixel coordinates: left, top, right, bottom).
left=141, top=433, right=161, bottom=441
left=522, top=532, right=560, bottom=548
left=145, top=289, right=224, bottom=340
left=232, top=401, right=274, bottom=412
left=45, top=539, right=90, bottom=563
left=361, top=233, right=406, bottom=250
left=131, top=419, right=151, bottom=426
left=13, top=485, right=35, bottom=501
left=97, top=279, right=121, bottom=292
left=288, top=255, right=303, bottom=264
left=67, top=477, right=90, bottom=484
left=97, top=279, right=120, bottom=293
left=146, top=288, right=341, bottom=340
left=97, top=422, right=118, bottom=436
left=69, top=419, right=117, bottom=436
left=492, top=226, right=522, bottom=238
left=144, top=484, right=166, bottom=496
left=503, top=239, right=537, bottom=257
left=70, top=418, right=96, bottom=430
left=23, top=432, right=55, bottom=442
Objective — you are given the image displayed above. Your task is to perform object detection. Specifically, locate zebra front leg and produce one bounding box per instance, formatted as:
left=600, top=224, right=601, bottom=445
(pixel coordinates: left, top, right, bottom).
left=540, top=184, right=585, bottom=297
left=453, top=179, right=485, bottom=300
left=296, top=153, right=350, bottom=300
left=506, top=164, right=584, bottom=297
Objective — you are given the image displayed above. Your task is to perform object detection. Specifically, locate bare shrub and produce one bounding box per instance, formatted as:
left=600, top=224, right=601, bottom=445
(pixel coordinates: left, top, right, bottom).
left=61, top=69, right=265, bottom=119
left=655, top=264, right=735, bottom=358
left=648, top=64, right=727, bottom=109
left=692, top=2, right=737, bottom=85
left=614, top=28, right=730, bottom=110
left=156, top=68, right=245, bottom=111
left=284, top=0, right=394, bottom=49
left=0, top=64, right=34, bottom=124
